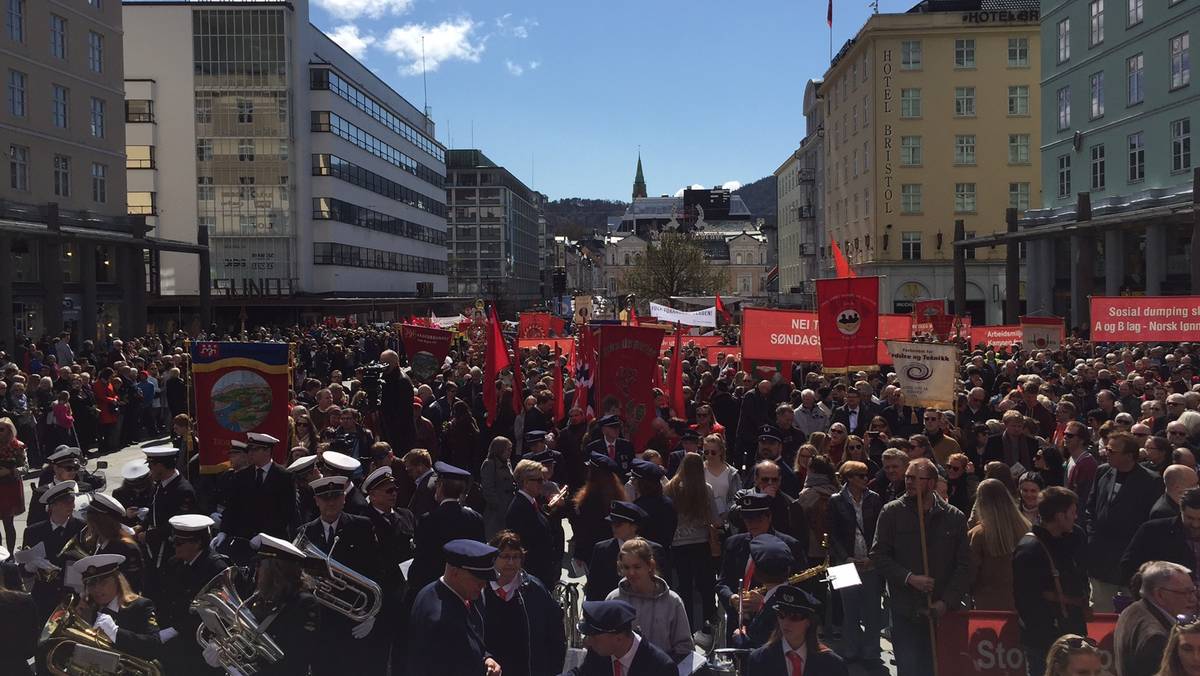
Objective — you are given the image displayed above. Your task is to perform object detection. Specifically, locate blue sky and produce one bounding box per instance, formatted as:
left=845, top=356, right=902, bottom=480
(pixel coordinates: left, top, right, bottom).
left=310, top=0, right=915, bottom=201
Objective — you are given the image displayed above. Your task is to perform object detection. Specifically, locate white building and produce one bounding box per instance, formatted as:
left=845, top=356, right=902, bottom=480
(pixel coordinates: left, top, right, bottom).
left=774, top=79, right=825, bottom=309
left=124, top=0, right=447, bottom=306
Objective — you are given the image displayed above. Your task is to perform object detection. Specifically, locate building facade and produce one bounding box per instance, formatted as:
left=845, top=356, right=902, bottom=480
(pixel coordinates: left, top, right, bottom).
left=775, top=78, right=826, bottom=308
left=124, top=0, right=448, bottom=324
left=823, top=0, right=1040, bottom=323
left=445, top=149, right=542, bottom=313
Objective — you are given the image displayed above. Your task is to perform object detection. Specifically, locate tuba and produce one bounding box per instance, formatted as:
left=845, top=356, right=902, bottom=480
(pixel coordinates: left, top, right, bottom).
left=552, top=580, right=582, bottom=649
left=39, top=592, right=163, bottom=676
left=192, top=567, right=285, bottom=676
left=293, top=533, right=382, bottom=622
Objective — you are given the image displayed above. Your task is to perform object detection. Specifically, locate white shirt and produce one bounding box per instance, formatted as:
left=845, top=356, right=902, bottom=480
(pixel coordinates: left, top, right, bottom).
left=613, top=632, right=641, bottom=673
left=780, top=636, right=809, bottom=676
left=320, top=516, right=339, bottom=543
left=848, top=408, right=860, bottom=431
left=489, top=576, right=521, bottom=601
left=849, top=491, right=869, bottom=559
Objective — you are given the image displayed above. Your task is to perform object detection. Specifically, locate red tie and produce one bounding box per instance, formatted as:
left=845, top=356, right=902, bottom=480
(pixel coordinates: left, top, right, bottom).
left=613, top=659, right=623, bottom=676
left=496, top=587, right=508, bottom=601
left=742, top=559, right=756, bottom=592
left=787, top=650, right=804, bottom=676
left=608, top=442, right=616, bottom=460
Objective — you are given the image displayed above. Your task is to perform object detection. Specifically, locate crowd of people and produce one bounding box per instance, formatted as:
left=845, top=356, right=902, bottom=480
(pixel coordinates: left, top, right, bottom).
left=2, top=323, right=1200, bottom=676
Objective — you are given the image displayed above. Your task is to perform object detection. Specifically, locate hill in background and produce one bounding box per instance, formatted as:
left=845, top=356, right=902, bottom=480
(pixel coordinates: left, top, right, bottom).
left=733, top=176, right=777, bottom=228
left=544, top=198, right=628, bottom=239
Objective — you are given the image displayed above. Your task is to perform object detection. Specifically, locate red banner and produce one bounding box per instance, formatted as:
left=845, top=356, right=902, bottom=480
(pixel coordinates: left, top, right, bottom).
left=817, top=276, right=880, bottom=371
left=878, top=314, right=913, bottom=366
left=706, top=345, right=742, bottom=364
left=743, top=308, right=906, bottom=366
left=190, top=342, right=291, bottom=472
left=914, top=299, right=947, bottom=323
left=937, top=610, right=1117, bottom=675
left=399, top=324, right=452, bottom=383
left=594, top=325, right=665, bottom=451
left=1021, top=315, right=1065, bottom=351
left=518, top=312, right=551, bottom=339
left=1091, top=295, right=1200, bottom=341
left=517, top=338, right=576, bottom=371
left=969, top=325, right=1023, bottom=348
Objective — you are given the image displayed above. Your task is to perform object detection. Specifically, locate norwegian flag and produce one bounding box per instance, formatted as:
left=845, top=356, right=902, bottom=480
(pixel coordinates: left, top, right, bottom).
left=572, top=324, right=596, bottom=418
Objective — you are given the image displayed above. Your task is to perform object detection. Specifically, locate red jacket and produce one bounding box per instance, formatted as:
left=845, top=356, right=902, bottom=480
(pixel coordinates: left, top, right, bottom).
left=93, top=381, right=119, bottom=425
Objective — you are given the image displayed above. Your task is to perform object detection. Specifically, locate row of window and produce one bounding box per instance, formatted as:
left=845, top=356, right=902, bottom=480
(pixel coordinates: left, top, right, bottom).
left=831, top=182, right=1030, bottom=224
left=1055, top=36, right=1189, bottom=133
left=894, top=134, right=1032, bottom=167
left=310, top=68, right=444, bottom=164
left=891, top=85, right=1029, bottom=121
left=8, top=144, right=108, bottom=203
left=312, top=154, right=447, bottom=218
left=898, top=37, right=1030, bottom=71
left=6, top=1, right=106, bottom=72
left=311, top=111, right=444, bottom=189
left=1057, top=0, right=1187, bottom=64
left=196, top=138, right=288, bottom=163
left=312, top=242, right=447, bottom=275
left=7, top=72, right=109, bottom=137
left=1055, top=119, right=1191, bottom=197
left=313, top=197, right=447, bottom=246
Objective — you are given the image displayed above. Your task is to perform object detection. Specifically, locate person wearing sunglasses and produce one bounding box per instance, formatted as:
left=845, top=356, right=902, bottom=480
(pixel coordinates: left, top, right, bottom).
left=923, top=410, right=960, bottom=465
left=1043, top=634, right=1104, bottom=676
left=1115, top=560, right=1198, bottom=676
left=745, top=584, right=848, bottom=676
left=828, top=460, right=883, bottom=670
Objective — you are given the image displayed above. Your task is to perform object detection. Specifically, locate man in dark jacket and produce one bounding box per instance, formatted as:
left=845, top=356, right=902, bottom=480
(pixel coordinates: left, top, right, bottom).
left=407, top=540, right=503, bottom=676
left=406, top=462, right=486, bottom=603
left=564, top=600, right=676, bottom=676
left=982, top=410, right=1039, bottom=474
left=378, top=350, right=415, bottom=453
left=1120, top=486, right=1200, bottom=585
left=583, top=415, right=635, bottom=478
left=830, top=388, right=876, bottom=438
left=216, top=433, right=297, bottom=557
left=826, top=461, right=884, bottom=669
left=870, top=458, right=970, bottom=676
left=735, top=380, right=776, bottom=471
left=149, top=514, right=230, bottom=675
left=504, top=458, right=558, bottom=588
left=1115, top=561, right=1197, bottom=676
left=1084, top=432, right=1164, bottom=612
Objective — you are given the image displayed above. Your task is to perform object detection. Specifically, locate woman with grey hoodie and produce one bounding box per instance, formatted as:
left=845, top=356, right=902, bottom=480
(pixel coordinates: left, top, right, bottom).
left=605, top=537, right=695, bottom=664
left=795, top=455, right=841, bottom=562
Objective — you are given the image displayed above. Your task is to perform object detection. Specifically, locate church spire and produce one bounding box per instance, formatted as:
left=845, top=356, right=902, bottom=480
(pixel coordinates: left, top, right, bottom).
left=632, top=152, right=647, bottom=200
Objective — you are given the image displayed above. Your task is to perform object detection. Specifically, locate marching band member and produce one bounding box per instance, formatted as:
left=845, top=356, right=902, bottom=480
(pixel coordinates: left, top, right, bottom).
left=301, top=474, right=380, bottom=675
left=403, top=449, right=437, bottom=520
left=745, top=584, right=848, bottom=676
left=285, top=452, right=322, bottom=531
left=629, top=460, right=676, bottom=569
left=216, top=433, right=296, bottom=549
left=20, top=480, right=84, bottom=623
left=584, top=415, right=636, bottom=478
left=148, top=514, right=228, bottom=674
left=0, top=545, right=37, bottom=675
left=505, top=459, right=558, bottom=587
left=732, top=534, right=795, bottom=650
left=318, top=450, right=370, bottom=516
left=407, top=539, right=503, bottom=676
left=362, top=465, right=416, bottom=675
left=202, top=533, right=321, bottom=675
left=584, top=501, right=668, bottom=602
left=406, top=461, right=485, bottom=602
left=113, top=459, right=154, bottom=527
left=81, top=493, right=146, bottom=592
left=606, top=537, right=693, bottom=663
left=69, top=553, right=162, bottom=661
left=529, top=448, right=568, bottom=585
left=206, top=439, right=250, bottom=517
left=483, top=530, right=567, bottom=676
left=27, top=446, right=103, bottom=524
left=564, top=599, right=676, bottom=676
left=141, top=445, right=198, bottom=572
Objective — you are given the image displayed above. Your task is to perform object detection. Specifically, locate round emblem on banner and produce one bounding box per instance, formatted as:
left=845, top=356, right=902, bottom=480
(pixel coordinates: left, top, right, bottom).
left=905, top=363, right=933, bottom=381
left=1035, top=336, right=1048, bottom=348
left=836, top=309, right=863, bottom=336
left=211, top=370, right=272, bottom=433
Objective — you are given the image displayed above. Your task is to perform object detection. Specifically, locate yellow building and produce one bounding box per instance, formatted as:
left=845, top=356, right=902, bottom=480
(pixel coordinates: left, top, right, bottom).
left=822, top=1, right=1041, bottom=323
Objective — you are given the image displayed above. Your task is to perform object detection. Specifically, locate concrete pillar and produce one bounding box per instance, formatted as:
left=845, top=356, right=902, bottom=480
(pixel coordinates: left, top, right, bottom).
left=1070, top=235, right=1095, bottom=331
left=1146, top=223, right=1166, bottom=296
left=198, top=226, right=212, bottom=330
left=953, top=219, right=967, bottom=316
left=0, top=233, right=12, bottom=351
left=40, top=205, right=64, bottom=336
left=1192, top=169, right=1200, bottom=293
left=1105, top=230, right=1125, bottom=296
left=120, top=245, right=146, bottom=336
left=1004, top=209, right=1020, bottom=324
left=80, top=243, right=97, bottom=347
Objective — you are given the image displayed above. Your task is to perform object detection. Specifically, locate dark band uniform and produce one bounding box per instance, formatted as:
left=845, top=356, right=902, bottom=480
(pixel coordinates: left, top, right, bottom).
left=27, top=447, right=105, bottom=524
left=630, top=460, right=676, bottom=567
left=583, top=416, right=637, bottom=478
left=83, top=492, right=147, bottom=592
left=361, top=466, right=416, bottom=676
left=732, top=534, right=794, bottom=650
left=143, top=447, right=199, bottom=570
left=406, top=462, right=485, bottom=600
left=246, top=534, right=322, bottom=676
left=584, top=501, right=669, bottom=602
left=482, top=571, right=566, bottom=676
left=407, top=540, right=498, bottom=676
left=0, top=546, right=38, bottom=676
left=746, top=585, right=848, bottom=676
left=564, top=600, right=676, bottom=676
left=503, top=486, right=557, bottom=588
left=70, top=553, right=162, bottom=661
left=20, top=480, right=86, bottom=623
left=220, top=437, right=296, bottom=542
left=149, top=514, right=229, bottom=675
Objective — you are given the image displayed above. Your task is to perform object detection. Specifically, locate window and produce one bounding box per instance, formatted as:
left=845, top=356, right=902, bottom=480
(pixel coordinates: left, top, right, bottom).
left=852, top=150, right=859, bottom=177
left=901, top=40, right=922, bottom=69
left=1091, top=145, right=1106, bottom=190
left=127, top=192, right=156, bottom=216
left=49, top=14, right=66, bottom=59
left=1008, top=37, right=1029, bottom=66
left=196, top=139, right=212, bottom=161
left=955, top=135, right=977, bottom=164
left=196, top=176, right=213, bottom=201
left=1173, top=118, right=1192, bottom=171
left=954, top=87, right=976, bottom=117
left=1090, top=72, right=1105, bottom=118
left=90, top=163, right=106, bottom=203
left=954, top=183, right=977, bottom=213
left=901, top=232, right=922, bottom=260
left=1058, top=19, right=1071, bottom=63
left=1129, top=0, right=1143, bottom=26
left=8, top=143, right=27, bottom=191
left=863, top=140, right=869, bottom=172
left=900, top=88, right=921, bottom=118
left=901, top=184, right=922, bottom=214
left=955, top=39, right=976, bottom=68
left=863, top=94, right=870, bottom=127
left=6, top=0, right=23, bottom=42
left=236, top=98, right=253, bottom=123
left=238, top=139, right=254, bottom=162
left=7, top=69, right=24, bottom=117
left=1128, top=131, right=1144, bottom=182
left=1171, top=33, right=1191, bottom=90
left=195, top=97, right=212, bottom=123
left=901, top=136, right=921, bottom=166
left=88, top=31, right=103, bottom=72
left=1128, top=54, right=1144, bottom=104
left=1057, top=155, right=1072, bottom=197
left=238, top=176, right=255, bottom=201
left=1009, top=182, right=1030, bottom=212
left=125, top=99, right=152, bottom=123
left=852, top=105, right=858, bottom=131
left=53, top=155, right=70, bottom=197
left=1009, top=134, right=1031, bottom=164
left=52, top=85, right=68, bottom=129
left=89, top=97, right=105, bottom=138
left=1090, top=0, right=1104, bottom=46
left=1057, top=86, right=1071, bottom=130
left=1008, top=85, right=1029, bottom=115
left=126, top=145, right=154, bottom=169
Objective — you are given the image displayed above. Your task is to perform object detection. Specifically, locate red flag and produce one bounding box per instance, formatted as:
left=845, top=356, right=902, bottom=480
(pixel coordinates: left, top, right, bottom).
left=827, top=0, right=833, bottom=27
left=552, top=346, right=565, bottom=423
left=667, top=325, right=685, bottom=418
left=483, top=306, right=510, bottom=422
left=573, top=325, right=596, bottom=416
left=715, top=292, right=731, bottom=322
left=816, top=276, right=879, bottom=371
left=629, top=304, right=641, bottom=327
left=511, top=347, right=524, bottom=415
left=518, top=312, right=551, bottom=339
left=594, top=325, right=666, bottom=451
left=831, top=236, right=855, bottom=278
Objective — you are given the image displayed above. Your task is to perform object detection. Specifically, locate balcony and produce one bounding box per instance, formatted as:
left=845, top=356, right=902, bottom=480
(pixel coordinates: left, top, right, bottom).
left=798, top=168, right=816, bottom=182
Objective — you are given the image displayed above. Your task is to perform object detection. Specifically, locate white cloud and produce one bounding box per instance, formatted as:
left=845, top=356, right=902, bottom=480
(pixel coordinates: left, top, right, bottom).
left=383, top=17, right=486, bottom=75
left=314, top=0, right=412, bottom=21
left=674, top=183, right=707, bottom=197
left=495, top=13, right=538, bottom=38
left=505, top=59, right=524, bottom=76
left=721, top=180, right=743, bottom=191
left=528, top=60, right=540, bottom=70
left=327, top=24, right=375, bottom=58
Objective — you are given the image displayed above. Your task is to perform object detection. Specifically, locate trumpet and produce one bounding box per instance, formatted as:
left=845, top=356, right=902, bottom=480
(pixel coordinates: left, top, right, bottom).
left=542, top=484, right=570, bottom=516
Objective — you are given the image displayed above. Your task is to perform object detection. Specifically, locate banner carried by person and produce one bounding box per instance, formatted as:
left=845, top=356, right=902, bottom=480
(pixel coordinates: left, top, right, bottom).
left=1090, top=295, right=1200, bottom=341
left=594, top=325, right=665, bottom=451
left=937, top=610, right=1117, bottom=675
left=742, top=307, right=907, bottom=365
left=399, top=324, right=452, bottom=383
left=517, top=338, right=576, bottom=371
left=648, top=302, right=717, bottom=328
left=885, top=341, right=959, bottom=409
left=969, top=325, right=1023, bottom=348
left=816, top=276, right=880, bottom=371
left=518, top=312, right=566, bottom=339
left=913, top=299, right=947, bottom=323
left=1020, top=315, right=1065, bottom=351
left=189, top=342, right=291, bottom=472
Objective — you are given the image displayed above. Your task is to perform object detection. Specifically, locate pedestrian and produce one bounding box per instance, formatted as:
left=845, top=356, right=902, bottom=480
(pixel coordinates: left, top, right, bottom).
left=1042, top=634, right=1104, bottom=676
left=827, top=459, right=884, bottom=670
left=664, top=451, right=720, bottom=635
left=1114, top=561, right=1197, bottom=676
left=1156, top=621, right=1200, bottom=676
left=480, top=435, right=516, bottom=540
left=968, top=478, right=1030, bottom=610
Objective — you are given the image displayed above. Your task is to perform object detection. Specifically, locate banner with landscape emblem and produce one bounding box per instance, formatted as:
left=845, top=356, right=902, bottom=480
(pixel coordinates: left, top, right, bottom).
left=190, top=342, right=290, bottom=472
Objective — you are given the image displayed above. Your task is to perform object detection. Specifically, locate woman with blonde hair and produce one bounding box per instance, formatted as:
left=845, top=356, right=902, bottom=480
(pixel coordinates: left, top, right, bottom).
left=607, top=537, right=694, bottom=662
left=68, top=553, right=161, bottom=662
left=0, top=417, right=27, bottom=551
left=1157, top=620, right=1200, bottom=676
left=968, top=478, right=1030, bottom=610
left=702, top=434, right=739, bottom=518
left=664, top=452, right=721, bottom=633
left=808, top=431, right=830, bottom=457
left=479, top=436, right=515, bottom=540
left=1042, top=634, right=1103, bottom=676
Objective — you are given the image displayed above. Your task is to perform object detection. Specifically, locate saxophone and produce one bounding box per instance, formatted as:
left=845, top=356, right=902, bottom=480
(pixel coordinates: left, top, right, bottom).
left=745, top=533, right=831, bottom=598
left=38, top=593, right=163, bottom=676
left=292, top=532, right=383, bottom=622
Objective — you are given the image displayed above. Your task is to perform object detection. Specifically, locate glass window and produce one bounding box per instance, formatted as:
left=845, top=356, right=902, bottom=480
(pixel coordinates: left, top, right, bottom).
left=954, top=183, right=977, bottom=213
left=90, top=163, right=106, bottom=203
left=954, top=39, right=976, bottom=68
left=901, top=40, right=921, bottom=69
left=237, top=98, right=253, bottom=123
left=312, top=69, right=445, bottom=163
left=901, top=184, right=921, bottom=214
left=1129, top=0, right=1143, bottom=26
left=126, top=145, right=154, bottom=169
left=1008, top=85, right=1029, bottom=115
left=125, top=99, right=152, bottom=123
left=901, top=232, right=922, bottom=260
left=1128, top=53, right=1144, bottom=104
left=1090, top=0, right=1104, bottom=47
left=88, top=31, right=103, bottom=73
left=6, top=0, right=23, bottom=42
left=1058, top=155, right=1072, bottom=197
left=127, top=192, right=156, bottom=215
left=1090, top=72, right=1105, bottom=118
left=196, top=139, right=212, bottom=161
left=196, top=176, right=213, bottom=201
left=1091, top=144, right=1106, bottom=190
left=1058, top=18, right=1071, bottom=63
left=1173, top=118, right=1192, bottom=171
left=901, top=136, right=921, bottom=166
left=52, top=85, right=68, bottom=129
left=1008, top=37, right=1029, bottom=66
left=955, top=135, right=977, bottom=164
left=954, top=87, right=975, bottom=117
left=1009, top=134, right=1030, bottom=164
left=53, top=154, right=70, bottom=197
left=89, top=97, right=105, bottom=138
left=49, top=14, right=66, bottom=59
left=1128, top=131, right=1144, bottom=182
left=7, top=69, right=24, bottom=117
left=8, top=143, right=27, bottom=191
left=1057, top=86, right=1071, bottom=130
left=1009, top=182, right=1030, bottom=212
left=238, top=138, right=254, bottom=162
left=1171, top=33, right=1191, bottom=90
left=195, top=96, right=211, bottom=123
left=900, top=88, right=921, bottom=118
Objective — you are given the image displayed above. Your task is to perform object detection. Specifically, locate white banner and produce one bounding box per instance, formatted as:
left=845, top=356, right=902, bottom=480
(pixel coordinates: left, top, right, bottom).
left=1020, top=317, right=1064, bottom=351
left=649, top=302, right=717, bottom=328
left=430, top=314, right=466, bottom=329
left=885, top=341, right=958, bottom=409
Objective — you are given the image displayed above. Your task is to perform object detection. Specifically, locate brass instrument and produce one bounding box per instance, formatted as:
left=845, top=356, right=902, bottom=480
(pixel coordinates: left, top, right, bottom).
left=293, top=533, right=382, bottom=622
left=192, top=567, right=285, bottom=675
left=542, top=484, right=570, bottom=516
left=39, top=592, right=163, bottom=676
left=552, top=580, right=582, bottom=649
left=740, top=534, right=831, bottom=604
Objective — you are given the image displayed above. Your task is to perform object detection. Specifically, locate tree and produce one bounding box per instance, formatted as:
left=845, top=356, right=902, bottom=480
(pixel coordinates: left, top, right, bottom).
left=625, top=232, right=729, bottom=302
